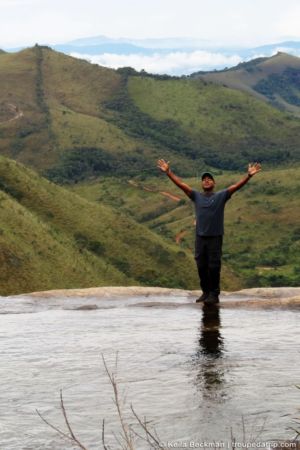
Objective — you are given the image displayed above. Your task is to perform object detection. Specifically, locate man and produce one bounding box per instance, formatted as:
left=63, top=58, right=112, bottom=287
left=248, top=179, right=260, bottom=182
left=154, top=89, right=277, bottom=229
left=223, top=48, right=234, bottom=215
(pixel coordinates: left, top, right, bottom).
left=157, top=159, right=261, bottom=305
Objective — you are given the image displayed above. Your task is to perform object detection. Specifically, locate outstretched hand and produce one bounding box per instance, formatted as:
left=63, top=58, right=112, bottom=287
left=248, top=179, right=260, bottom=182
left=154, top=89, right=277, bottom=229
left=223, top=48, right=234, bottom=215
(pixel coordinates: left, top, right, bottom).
left=248, top=162, right=261, bottom=177
left=157, top=159, right=170, bottom=173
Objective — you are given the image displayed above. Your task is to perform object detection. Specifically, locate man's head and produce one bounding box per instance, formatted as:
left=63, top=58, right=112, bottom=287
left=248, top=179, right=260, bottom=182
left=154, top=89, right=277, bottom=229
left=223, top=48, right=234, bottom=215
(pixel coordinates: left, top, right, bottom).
left=201, top=172, right=215, bottom=192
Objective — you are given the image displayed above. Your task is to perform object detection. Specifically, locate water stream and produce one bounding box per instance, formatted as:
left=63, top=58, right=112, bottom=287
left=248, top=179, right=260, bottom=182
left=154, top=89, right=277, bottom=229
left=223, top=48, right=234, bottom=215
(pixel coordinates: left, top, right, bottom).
left=0, top=293, right=299, bottom=449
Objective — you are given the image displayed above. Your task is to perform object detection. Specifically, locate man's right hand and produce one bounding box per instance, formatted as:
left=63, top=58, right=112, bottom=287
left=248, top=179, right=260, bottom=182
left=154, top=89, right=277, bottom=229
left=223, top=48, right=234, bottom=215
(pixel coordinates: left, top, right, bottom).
left=157, top=159, right=170, bottom=173
left=157, top=159, right=193, bottom=198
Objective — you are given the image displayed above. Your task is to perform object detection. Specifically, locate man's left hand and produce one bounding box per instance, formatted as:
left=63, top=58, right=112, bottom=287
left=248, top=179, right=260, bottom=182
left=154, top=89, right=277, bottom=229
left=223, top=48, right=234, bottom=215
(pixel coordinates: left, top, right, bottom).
left=248, top=162, right=261, bottom=177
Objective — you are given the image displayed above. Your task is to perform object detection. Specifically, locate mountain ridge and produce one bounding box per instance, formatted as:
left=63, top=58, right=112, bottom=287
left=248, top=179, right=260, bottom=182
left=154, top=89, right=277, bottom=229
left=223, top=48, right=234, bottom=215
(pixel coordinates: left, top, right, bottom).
left=1, top=46, right=300, bottom=179
left=4, top=37, right=300, bottom=74
left=191, top=52, right=300, bottom=115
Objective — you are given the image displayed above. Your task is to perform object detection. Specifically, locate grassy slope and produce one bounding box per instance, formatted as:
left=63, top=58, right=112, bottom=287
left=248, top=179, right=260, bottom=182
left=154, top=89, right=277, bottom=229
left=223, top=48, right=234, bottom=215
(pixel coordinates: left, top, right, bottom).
left=0, top=155, right=202, bottom=295
left=128, top=75, right=300, bottom=167
left=1, top=47, right=300, bottom=177
left=0, top=49, right=51, bottom=165
left=0, top=48, right=299, bottom=291
left=0, top=47, right=171, bottom=174
left=193, top=52, right=300, bottom=115
left=70, top=166, right=300, bottom=288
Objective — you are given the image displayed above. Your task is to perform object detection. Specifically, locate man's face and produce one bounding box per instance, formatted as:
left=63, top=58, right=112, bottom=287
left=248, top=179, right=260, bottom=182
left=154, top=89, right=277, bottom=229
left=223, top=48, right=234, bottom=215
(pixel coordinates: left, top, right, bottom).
left=201, top=176, right=215, bottom=192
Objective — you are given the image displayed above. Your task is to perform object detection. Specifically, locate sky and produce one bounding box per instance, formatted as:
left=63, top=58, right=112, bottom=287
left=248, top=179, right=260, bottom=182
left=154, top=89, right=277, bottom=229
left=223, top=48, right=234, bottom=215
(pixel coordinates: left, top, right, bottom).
left=1, top=0, right=300, bottom=73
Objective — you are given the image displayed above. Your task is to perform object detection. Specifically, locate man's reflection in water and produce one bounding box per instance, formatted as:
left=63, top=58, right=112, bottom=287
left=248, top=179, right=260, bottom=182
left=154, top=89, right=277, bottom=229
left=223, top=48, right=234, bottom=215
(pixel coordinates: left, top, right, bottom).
left=193, top=304, right=226, bottom=401
left=199, top=304, right=223, bottom=357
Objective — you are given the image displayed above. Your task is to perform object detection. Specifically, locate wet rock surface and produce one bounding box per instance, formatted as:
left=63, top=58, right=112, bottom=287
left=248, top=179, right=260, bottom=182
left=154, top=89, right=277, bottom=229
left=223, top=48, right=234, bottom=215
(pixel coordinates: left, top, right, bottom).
left=18, top=286, right=300, bottom=310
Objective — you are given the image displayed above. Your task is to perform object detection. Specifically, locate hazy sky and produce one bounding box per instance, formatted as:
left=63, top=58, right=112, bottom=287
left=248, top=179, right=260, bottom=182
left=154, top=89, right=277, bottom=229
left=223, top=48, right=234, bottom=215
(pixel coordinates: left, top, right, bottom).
left=1, top=0, right=300, bottom=48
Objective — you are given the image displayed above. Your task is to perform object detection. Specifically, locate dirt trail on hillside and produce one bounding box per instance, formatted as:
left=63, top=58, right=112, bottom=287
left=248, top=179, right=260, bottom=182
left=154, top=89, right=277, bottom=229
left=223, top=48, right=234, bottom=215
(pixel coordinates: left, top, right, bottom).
left=175, top=229, right=187, bottom=244
left=128, top=179, right=190, bottom=244
left=0, top=103, right=24, bottom=124
left=128, top=180, right=181, bottom=201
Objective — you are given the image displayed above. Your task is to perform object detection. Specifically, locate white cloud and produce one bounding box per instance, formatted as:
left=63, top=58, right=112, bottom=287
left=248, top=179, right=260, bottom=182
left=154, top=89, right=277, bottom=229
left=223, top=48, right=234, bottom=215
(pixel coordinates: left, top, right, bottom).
left=0, top=0, right=37, bottom=5
left=1, top=0, right=300, bottom=48
left=71, top=51, right=242, bottom=75
left=278, top=3, right=300, bottom=39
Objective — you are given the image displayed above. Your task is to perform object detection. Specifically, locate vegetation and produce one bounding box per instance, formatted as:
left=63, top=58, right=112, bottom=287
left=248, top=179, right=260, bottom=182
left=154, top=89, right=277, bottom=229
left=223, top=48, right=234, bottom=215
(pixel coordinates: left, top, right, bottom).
left=1, top=47, right=300, bottom=177
left=254, top=67, right=300, bottom=106
left=191, top=52, right=300, bottom=116
left=70, top=166, right=300, bottom=288
left=0, top=155, right=201, bottom=295
left=127, top=76, right=300, bottom=170
left=45, top=147, right=156, bottom=183
left=104, top=72, right=200, bottom=163
left=0, top=47, right=300, bottom=292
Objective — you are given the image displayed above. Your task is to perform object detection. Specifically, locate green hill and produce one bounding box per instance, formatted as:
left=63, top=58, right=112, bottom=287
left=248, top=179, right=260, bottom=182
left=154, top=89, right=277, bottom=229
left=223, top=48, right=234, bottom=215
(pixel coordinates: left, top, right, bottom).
left=0, top=155, right=208, bottom=295
left=0, top=46, right=180, bottom=178
left=1, top=46, right=300, bottom=179
left=191, top=52, right=300, bottom=116
left=0, top=47, right=299, bottom=293
left=69, top=166, right=300, bottom=289
left=126, top=73, right=300, bottom=169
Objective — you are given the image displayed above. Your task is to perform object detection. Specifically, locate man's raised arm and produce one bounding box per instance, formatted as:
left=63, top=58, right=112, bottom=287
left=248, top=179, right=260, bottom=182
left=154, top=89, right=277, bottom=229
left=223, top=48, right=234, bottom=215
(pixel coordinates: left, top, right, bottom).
left=227, top=162, right=261, bottom=195
left=157, top=159, right=193, bottom=198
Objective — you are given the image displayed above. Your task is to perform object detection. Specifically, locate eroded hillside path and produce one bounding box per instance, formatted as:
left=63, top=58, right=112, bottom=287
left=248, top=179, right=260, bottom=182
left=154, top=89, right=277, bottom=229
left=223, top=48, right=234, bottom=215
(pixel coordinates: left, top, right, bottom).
left=128, top=179, right=182, bottom=202
left=0, top=103, right=24, bottom=124
left=128, top=179, right=190, bottom=244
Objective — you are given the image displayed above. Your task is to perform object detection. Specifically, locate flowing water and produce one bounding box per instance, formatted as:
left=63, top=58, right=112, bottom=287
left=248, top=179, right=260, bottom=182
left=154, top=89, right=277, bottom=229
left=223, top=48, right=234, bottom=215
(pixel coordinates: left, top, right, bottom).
left=0, top=293, right=299, bottom=449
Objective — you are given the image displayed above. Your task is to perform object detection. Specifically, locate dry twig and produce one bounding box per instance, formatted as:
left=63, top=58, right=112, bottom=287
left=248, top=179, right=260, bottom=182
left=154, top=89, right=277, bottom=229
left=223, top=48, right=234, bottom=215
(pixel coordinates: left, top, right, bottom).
left=36, top=390, right=88, bottom=450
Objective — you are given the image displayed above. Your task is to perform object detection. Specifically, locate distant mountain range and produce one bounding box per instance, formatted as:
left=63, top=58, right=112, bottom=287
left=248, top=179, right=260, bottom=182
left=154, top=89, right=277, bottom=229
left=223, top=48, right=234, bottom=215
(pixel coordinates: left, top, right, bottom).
left=3, top=36, right=300, bottom=75
left=60, top=35, right=300, bottom=57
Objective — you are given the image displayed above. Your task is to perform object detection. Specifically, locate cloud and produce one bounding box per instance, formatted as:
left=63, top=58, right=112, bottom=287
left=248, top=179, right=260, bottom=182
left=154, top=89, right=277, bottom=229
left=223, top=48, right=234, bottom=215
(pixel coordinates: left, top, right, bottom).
left=0, top=0, right=38, bottom=6
left=278, top=4, right=300, bottom=39
left=71, top=50, right=242, bottom=75
left=1, top=0, right=300, bottom=48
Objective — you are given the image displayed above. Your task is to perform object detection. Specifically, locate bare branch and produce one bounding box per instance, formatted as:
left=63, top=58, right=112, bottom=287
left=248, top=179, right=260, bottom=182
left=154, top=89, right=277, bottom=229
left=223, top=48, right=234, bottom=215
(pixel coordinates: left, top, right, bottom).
left=230, top=427, right=236, bottom=450
left=60, top=390, right=79, bottom=442
left=130, top=427, right=150, bottom=444
left=112, top=431, right=127, bottom=450
left=242, top=415, right=246, bottom=442
left=102, top=419, right=110, bottom=450
left=252, top=417, right=267, bottom=442
left=130, top=405, right=165, bottom=450
left=36, top=393, right=89, bottom=450
left=36, top=408, right=74, bottom=442
left=102, top=353, right=135, bottom=450
left=287, top=426, right=300, bottom=439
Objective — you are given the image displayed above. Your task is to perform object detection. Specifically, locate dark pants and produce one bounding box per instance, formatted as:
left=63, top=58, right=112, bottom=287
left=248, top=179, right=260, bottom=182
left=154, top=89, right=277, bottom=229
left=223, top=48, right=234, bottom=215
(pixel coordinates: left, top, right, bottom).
left=194, top=235, right=223, bottom=295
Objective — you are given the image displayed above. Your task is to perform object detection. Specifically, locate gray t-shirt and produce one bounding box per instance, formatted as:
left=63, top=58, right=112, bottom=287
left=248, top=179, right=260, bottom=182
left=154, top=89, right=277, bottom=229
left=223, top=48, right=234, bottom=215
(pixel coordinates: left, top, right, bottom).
left=190, top=189, right=231, bottom=236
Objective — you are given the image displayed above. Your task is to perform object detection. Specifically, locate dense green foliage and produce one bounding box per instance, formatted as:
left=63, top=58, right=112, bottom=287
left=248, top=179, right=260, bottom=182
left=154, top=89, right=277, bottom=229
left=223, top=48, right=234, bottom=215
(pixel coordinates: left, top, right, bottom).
left=254, top=68, right=300, bottom=106
left=45, top=146, right=158, bottom=183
